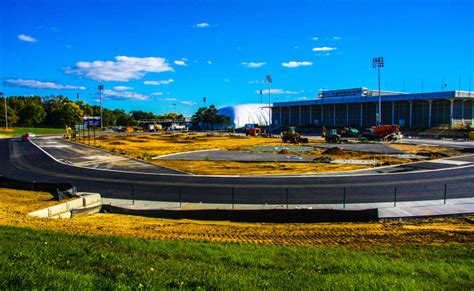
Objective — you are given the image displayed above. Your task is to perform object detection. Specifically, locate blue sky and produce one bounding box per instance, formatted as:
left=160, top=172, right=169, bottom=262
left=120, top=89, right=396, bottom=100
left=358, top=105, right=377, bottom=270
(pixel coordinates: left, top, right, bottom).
left=1, top=0, right=473, bottom=116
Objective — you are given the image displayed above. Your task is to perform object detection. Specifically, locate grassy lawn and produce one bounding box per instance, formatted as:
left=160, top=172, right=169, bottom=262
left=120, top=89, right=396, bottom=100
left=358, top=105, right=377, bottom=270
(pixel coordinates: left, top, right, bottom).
left=0, top=127, right=65, bottom=137
left=0, top=226, right=472, bottom=289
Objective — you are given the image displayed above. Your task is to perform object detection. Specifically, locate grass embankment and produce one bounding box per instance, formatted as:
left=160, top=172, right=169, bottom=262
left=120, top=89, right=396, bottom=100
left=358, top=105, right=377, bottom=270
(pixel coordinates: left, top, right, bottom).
left=1, top=226, right=473, bottom=289
left=84, top=133, right=450, bottom=175
left=0, top=127, right=64, bottom=138
left=2, top=188, right=473, bottom=246
left=1, top=188, right=473, bottom=289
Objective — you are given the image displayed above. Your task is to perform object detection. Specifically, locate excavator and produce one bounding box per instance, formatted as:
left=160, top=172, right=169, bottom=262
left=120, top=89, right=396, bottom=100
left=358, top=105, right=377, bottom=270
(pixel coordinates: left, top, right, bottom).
left=281, top=127, right=309, bottom=144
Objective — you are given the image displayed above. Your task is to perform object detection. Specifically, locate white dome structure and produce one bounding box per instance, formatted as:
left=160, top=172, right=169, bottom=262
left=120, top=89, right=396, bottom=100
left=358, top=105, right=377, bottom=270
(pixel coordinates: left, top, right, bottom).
left=218, top=104, right=270, bottom=128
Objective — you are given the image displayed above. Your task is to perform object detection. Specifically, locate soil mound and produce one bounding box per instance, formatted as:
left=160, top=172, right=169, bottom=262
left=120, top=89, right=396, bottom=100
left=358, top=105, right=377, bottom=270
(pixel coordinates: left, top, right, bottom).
left=278, top=149, right=290, bottom=154
left=323, top=147, right=345, bottom=155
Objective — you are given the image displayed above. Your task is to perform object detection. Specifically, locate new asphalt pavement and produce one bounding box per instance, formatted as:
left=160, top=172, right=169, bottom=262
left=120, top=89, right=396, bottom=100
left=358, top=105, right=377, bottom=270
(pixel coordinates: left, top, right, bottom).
left=1, top=137, right=473, bottom=205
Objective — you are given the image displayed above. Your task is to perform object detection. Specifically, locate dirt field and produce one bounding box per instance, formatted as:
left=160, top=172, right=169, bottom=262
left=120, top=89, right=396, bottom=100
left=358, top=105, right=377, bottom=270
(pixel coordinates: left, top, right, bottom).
left=76, top=133, right=461, bottom=175
left=1, top=188, right=472, bottom=247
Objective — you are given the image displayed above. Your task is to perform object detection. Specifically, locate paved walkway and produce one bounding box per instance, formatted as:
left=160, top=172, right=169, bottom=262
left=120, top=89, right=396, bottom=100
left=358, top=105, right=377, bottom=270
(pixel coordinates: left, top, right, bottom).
left=32, top=138, right=185, bottom=174
left=101, top=197, right=474, bottom=219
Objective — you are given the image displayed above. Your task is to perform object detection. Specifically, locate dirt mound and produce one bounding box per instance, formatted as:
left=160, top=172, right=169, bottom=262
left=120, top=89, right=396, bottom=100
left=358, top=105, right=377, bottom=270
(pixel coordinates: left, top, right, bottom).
left=108, top=141, right=126, bottom=145
left=323, top=147, right=345, bottom=155
left=278, top=149, right=290, bottom=154
left=416, top=151, right=450, bottom=159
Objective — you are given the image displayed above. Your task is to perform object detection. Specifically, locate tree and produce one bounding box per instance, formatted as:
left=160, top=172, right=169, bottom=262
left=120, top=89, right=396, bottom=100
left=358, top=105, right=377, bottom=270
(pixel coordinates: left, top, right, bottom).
left=191, top=105, right=229, bottom=129
left=19, top=101, right=46, bottom=126
left=130, top=110, right=155, bottom=121
left=158, top=112, right=183, bottom=120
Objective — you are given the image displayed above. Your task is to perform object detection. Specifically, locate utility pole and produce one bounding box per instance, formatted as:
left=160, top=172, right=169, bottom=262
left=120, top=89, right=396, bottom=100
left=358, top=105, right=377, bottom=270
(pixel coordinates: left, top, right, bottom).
left=1, top=92, right=7, bottom=129
left=98, top=85, right=104, bottom=129
left=265, top=75, right=272, bottom=136
left=372, top=57, right=384, bottom=125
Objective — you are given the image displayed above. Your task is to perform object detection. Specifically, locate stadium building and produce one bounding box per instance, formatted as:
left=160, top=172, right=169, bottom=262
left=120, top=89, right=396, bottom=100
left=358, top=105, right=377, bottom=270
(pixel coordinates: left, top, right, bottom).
left=271, top=88, right=474, bottom=129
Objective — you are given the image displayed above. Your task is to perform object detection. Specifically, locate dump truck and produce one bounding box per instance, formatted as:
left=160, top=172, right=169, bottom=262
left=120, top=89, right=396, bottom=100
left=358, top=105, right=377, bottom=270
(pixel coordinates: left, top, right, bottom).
left=362, top=124, right=402, bottom=141
left=281, top=126, right=309, bottom=143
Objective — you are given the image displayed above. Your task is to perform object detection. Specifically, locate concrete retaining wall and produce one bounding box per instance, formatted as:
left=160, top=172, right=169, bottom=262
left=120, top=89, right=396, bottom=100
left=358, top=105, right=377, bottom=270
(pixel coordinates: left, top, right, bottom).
left=29, top=193, right=102, bottom=219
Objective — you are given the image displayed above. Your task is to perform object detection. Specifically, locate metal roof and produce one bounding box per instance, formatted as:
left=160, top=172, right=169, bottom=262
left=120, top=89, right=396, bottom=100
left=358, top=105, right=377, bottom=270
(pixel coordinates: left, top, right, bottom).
left=273, top=90, right=474, bottom=107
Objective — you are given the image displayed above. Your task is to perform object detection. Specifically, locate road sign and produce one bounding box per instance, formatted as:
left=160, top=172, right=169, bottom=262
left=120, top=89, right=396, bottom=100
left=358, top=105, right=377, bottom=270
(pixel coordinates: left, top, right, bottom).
left=83, top=116, right=101, bottom=127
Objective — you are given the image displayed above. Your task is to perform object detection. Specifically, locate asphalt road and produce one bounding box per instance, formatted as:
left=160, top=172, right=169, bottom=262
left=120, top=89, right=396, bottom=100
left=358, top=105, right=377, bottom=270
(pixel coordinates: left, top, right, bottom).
left=1, top=138, right=473, bottom=205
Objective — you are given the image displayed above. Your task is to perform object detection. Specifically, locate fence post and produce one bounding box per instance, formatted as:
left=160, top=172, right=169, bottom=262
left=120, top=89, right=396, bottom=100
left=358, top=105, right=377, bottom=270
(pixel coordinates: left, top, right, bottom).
left=232, top=187, right=234, bottom=210
left=132, top=184, right=135, bottom=205
left=394, top=186, right=397, bottom=207
left=444, top=184, right=447, bottom=205
left=343, top=187, right=346, bottom=209
left=286, top=188, right=289, bottom=210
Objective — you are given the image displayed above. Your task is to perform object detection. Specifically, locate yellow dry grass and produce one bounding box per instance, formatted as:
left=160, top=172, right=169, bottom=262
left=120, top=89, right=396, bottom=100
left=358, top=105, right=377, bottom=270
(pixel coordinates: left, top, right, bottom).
left=390, top=143, right=462, bottom=156
left=77, top=133, right=434, bottom=175
left=1, top=188, right=473, bottom=247
left=154, top=160, right=368, bottom=175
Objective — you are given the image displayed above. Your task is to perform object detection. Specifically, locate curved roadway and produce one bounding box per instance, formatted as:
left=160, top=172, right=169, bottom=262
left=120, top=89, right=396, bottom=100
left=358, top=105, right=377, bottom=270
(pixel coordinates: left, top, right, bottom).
left=1, top=138, right=473, bottom=205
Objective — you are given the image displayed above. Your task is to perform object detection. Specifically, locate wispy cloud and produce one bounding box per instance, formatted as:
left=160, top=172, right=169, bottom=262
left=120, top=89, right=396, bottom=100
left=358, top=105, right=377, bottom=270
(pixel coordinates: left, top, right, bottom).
left=297, top=96, right=309, bottom=100
left=207, top=60, right=212, bottom=65
left=281, top=61, right=313, bottom=68
left=248, top=80, right=264, bottom=84
left=333, top=36, right=342, bottom=40
left=255, top=89, right=299, bottom=95
left=65, top=56, right=174, bottom=82
left=4, top=79, right=85, bottom=90
left=312, top=37, right=319, bottom=40
left=312, top=47, right=337, bottom=52
left=103, top=89, right=149, bottom=100
left=18, top=34, right=37, bottom=42
left=144, top=79, right=174, bottom=85
left=241, top=62, right=266, bottom=68
left=194, top=22, right=209, bottom=28
left=161, top=97, right=178, bottom=101
left=113, top=86, right=133, bottom=91
left=174, top=58, right=188, bottom=66
left=151, top=92, right=164, bottom=96
left=180, top=101, right=196, bottom=106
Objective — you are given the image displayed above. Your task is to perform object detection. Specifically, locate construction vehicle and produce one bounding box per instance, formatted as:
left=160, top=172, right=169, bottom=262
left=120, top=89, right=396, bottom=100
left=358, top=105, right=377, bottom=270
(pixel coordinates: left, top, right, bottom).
left=281, top=126, right=309, bottom=143
left=325, top=127, right=364, bottom=143
left=362, top=124, right=402, bottom=141
left=244, top=124, right=261, bottom=136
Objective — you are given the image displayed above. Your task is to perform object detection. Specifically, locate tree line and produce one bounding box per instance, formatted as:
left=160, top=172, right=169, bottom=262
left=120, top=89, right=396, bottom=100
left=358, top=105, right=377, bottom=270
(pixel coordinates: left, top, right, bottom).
left=0, top=95, right=228, bottom=129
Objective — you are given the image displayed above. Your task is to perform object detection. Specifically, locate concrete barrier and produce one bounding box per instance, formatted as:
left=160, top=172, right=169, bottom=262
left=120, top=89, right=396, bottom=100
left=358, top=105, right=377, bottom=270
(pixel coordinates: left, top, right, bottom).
left=29, top=193, right=102, bottom=219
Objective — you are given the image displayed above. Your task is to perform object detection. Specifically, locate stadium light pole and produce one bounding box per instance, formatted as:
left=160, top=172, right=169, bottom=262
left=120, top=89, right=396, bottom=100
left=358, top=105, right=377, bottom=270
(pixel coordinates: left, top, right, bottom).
left=265, top=75, right=272, bottom=136
left=98, top=85, right=104, bottom=129
left=372, top=57, right=384, bottom=125
left=1, top=92, right=7, bottom=129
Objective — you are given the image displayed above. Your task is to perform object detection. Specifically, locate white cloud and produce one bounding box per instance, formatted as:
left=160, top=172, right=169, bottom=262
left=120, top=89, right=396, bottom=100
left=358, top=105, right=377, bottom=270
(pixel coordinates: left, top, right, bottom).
left=4, top=79, right=85, bottom=90
left=333, top=36, right=342, bottom=40
left=174, top=59, right=188, bottom=66
left=180, top=101, right=196, bottom=106
left=224, top=78, right=230, bottom=82
left=256, top=89, right=299, bottom=95
left=161, top=97, right=178, bottom=101
left=144, top=79, right=174, bottom=85
left=103, top=89, right=149, bottom=101
left=312, top=37, right=319, bottom=40
left=151, top=92, right=164, bottom=96
left=65, top=56, right=174, bottom=82
left=18, top=34, right=37, bottom=42
left=248, top=80, right=263, bottom=84
left=312, top=47, right=337, bottom=52
left=281, top=61, right=313, bottom=68
left=207, top=60, right=212, bottom=64
left=297, top=96, right=309, bottom=100
left=195, top=22, right=209, bottom=28
left=241, top=62, right=266, bottom=68
left=113, top=86, right=133, bottom=91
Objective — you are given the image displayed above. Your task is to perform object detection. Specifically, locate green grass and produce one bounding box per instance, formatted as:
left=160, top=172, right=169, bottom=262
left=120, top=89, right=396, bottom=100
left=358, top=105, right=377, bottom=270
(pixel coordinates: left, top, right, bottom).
left=0, top=127, right=65, bottom=137
left=0, top=226, right=472, bottom=289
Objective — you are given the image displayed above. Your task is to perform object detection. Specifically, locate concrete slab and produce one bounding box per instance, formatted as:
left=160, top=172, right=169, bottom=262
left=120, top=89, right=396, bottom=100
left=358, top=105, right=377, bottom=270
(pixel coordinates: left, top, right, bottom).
left=101, top=197, right=474, bottom=219
left=310, top=143, right=405, bottom=154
